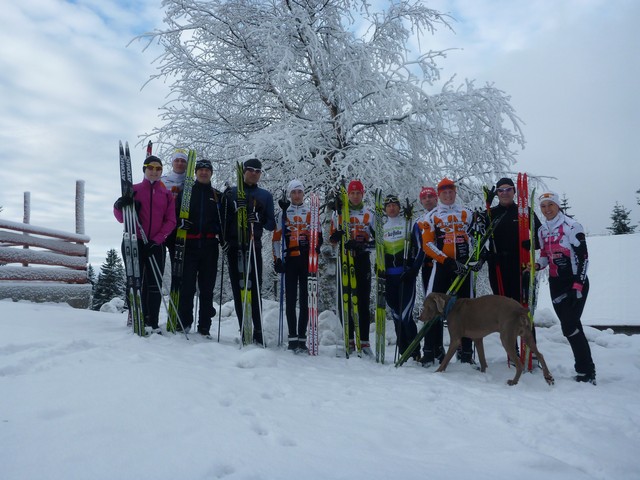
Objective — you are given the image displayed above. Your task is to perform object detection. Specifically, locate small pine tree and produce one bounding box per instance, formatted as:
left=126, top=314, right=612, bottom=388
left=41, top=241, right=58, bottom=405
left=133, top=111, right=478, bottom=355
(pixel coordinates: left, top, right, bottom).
left=607, top=203, right=637, bottom=235
left=87, top=264, right=97, bottom=286
left=91, top=249, right=126, bottom=311
left=560, top=193, right=572, bottom=216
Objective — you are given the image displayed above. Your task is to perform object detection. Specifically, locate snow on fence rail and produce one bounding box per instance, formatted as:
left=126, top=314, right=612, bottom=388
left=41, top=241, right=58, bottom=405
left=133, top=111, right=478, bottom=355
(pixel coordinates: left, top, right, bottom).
left=0, top=181, right=92, bottom=308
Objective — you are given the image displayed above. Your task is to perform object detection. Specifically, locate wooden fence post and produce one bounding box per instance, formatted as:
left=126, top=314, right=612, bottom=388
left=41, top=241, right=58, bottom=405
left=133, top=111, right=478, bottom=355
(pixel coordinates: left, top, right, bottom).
left=22, top=192, right=30, bottom=267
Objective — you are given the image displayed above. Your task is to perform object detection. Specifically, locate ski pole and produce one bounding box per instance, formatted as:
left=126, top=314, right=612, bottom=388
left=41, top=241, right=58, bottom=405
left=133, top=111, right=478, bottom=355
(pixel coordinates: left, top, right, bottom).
left=250, top=221, right=266, bottom=348
left=217, top=252, right=225, bottom=342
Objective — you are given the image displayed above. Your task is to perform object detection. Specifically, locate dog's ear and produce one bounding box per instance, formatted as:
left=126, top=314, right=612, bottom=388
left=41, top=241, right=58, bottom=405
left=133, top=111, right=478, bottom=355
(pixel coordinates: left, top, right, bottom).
left=433, top=294, right=446, bottom=313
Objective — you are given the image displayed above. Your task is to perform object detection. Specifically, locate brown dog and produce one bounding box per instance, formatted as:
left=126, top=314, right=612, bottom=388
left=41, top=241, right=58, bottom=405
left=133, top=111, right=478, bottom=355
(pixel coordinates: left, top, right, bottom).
left=419, top=292, right=554, bottom=386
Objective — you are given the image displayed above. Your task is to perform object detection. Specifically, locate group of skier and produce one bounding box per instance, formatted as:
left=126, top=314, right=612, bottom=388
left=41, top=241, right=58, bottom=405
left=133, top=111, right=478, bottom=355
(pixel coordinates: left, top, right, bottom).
left=114, top=151, right=596, bottom=385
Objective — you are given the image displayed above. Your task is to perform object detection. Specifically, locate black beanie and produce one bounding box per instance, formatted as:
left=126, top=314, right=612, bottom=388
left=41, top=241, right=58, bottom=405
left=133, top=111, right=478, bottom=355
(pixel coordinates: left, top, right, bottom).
left=244, top=158, right=262, bottom=170
left=143, top=155, right=163, bottom=172
left=495, top=177, right=515, bottom=188
left=196, top=159, right=213, bottom=171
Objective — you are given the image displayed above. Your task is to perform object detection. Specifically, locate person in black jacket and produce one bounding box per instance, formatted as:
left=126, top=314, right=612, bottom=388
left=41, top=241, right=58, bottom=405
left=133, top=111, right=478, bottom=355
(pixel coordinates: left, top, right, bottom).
left=485, top=177, right=542, bottom=352
left=222, top=158, right=275, bottom=345
left=175, top=159, right=222, bottom=337
left=485, top=177, right=541, bottom=302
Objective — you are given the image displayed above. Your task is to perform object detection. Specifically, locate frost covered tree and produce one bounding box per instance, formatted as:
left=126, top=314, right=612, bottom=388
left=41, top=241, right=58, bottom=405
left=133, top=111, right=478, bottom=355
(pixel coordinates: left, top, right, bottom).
left=91, top=249, right=126, bottom=311
left=139, top=0, right=524, bottom=204
left=607, top=203, right=636, bottom=235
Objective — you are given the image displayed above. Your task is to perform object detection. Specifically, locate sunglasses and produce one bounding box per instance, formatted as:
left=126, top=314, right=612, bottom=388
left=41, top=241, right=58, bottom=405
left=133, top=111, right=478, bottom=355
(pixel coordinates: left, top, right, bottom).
left=144, top=164, right=163, bottom=172
left=244, top=167, right=262, bottom=173
left=497, top=187, right=514, bottom=193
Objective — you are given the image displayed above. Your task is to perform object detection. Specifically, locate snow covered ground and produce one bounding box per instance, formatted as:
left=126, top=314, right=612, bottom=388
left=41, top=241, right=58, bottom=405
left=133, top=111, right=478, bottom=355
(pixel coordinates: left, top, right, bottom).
left=1, top=234, right=639, bottom=480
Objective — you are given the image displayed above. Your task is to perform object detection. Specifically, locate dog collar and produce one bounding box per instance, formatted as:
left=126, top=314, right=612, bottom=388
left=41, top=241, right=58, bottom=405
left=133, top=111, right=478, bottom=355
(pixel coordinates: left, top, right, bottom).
left=443, top=295, right=458, bottom=320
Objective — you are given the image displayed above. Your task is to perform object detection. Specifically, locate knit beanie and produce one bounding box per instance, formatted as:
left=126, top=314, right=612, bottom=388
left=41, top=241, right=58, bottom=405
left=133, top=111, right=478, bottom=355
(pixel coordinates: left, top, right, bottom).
left=538, top=191, right=560, bottom=207
left=244, top=158, right=262, bottom=170
left=496, top=177, right=515, bottom=189
left=437, top=177, right=456, bottom=192
left=287, top=179, right=304, bottom=196
left=195, top=159, right=213, bottom=171
left=348, top=180, right=365, bottom=193
left=171, top=150, right=188, bottom=162
left=143, top=155, right=163, bottom=172
left=419, top=187, right=437, bottom=199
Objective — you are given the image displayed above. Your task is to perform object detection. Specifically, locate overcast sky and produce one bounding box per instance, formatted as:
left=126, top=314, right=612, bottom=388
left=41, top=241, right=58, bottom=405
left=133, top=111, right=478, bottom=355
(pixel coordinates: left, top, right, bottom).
left=1, top=0, right=638, bottom=267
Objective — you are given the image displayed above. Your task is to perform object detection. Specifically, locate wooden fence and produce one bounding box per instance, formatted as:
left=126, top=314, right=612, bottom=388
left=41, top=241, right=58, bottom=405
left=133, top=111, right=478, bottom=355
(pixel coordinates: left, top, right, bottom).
left=0, top=181, right=92, bottom=308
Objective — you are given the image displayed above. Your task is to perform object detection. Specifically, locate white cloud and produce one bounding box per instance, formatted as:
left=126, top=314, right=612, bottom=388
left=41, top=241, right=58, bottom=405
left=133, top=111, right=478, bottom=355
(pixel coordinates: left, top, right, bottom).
left=423, top=0, right=640, bottom=233
left=0, top=0, right=168, bottom=265
left=1, top=0, right=637, bottom=271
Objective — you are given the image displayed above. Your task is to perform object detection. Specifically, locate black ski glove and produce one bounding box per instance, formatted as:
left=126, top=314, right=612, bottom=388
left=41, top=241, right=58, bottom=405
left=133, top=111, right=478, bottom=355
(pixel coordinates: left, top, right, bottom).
left=344, top=239, right=364, bottom=253
left=444, top=257, right=468, bottom=276
left=114, top=194, right=140, bottom=212
left=249, top=201, right=265, bottom=224
left=399, top=265, right=420, bottom=283
left=248, top=211, right=260, bottom=224
left=178, top=219, right=193, bottom=231
left=521, top=239, right=531, bottom=250
left=278, top=197, right=290, bottom=211
left=484, top=186, right=497, bottom=205
left=470, top=259, right=485, bottom=272
left=234, top=197, right=246, bottom=211
left=327, top=195, right=342, bottom=212
left=330, top=230, right=345, bottom=244
left=144, top=241, right=161, bottom=258
left=274, top=258, right=286, bottom=273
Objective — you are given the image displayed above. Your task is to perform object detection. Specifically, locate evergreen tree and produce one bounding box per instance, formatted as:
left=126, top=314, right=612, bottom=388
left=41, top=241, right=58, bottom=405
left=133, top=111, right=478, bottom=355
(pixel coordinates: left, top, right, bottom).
left=560, top=193, right=572, bottom=216
left=87, top=264, right=97, bottom=287
left=91, top=249, right=126, bottom=311
left=607, top=203, right=636, bottom=235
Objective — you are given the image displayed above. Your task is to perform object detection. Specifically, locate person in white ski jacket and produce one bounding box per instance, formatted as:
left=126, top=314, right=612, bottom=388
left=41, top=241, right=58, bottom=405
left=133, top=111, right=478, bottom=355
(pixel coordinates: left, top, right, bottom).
left=272, top=180, right=322, bottom=352
left=161, top=149, right=188, bottom=198
left=535, top=191, right=596, bottom=384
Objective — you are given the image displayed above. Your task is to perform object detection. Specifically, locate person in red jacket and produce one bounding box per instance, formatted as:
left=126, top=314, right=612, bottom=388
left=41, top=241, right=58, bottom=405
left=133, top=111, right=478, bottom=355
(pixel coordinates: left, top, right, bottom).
left=114, top=155, right=176, bottom=334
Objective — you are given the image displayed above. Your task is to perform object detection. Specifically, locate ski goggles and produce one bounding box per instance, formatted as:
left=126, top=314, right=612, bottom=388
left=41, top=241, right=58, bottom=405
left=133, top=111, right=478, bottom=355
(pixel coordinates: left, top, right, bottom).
left=144, top=164, right=163, bottom=172
left=496, top=187, right=514, bottom=193
left=244, top=167, right=262, bottom=173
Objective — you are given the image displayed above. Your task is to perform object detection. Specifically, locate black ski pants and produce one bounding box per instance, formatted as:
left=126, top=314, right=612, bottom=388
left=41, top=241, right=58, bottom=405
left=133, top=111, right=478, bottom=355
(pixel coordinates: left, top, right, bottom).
left=178, top=242, right=219, bottom=334
left=345, top=253, right=371, bottom=344
left=284, top=255, right=309, bottom=342
left=385, top=272, right=418, bottom=357
left=227, top=245, right=264, bottom=341
left=551, top=279, right=595, bottom=376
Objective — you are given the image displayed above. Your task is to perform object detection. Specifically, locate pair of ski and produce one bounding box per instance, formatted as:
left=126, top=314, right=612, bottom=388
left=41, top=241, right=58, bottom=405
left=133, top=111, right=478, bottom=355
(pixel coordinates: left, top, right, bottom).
left=235, top=163, right=261, bottom=347
left=517, top=173, right=537, bottom=372
left=307, top=193, right=320, bottom=355
left=166, top=150, right=197, bottom=333
left=337, top=183, right=361, bottom=358
left=119, top=141, right=145, bottom=336
left=276, top=192, right=320, bottom=355
left=373, top=189, right=386, bottom=364
left=395, top=211, right=506, bottom=367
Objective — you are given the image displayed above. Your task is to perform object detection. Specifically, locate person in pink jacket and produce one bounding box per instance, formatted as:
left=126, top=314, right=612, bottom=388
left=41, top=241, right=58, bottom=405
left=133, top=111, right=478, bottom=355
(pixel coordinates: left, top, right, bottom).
left=114, top=155, right=176, bottom=333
